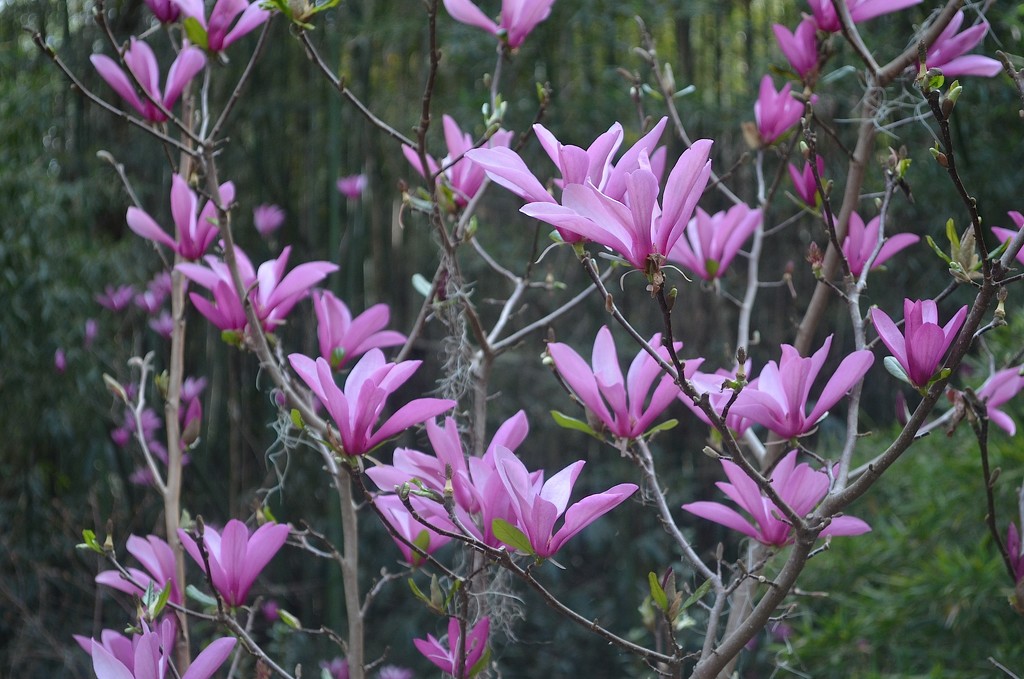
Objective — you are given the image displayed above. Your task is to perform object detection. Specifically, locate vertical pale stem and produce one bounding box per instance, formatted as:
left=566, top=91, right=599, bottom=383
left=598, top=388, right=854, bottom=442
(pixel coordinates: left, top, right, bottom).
left=336, top=470, right=364, bottom=679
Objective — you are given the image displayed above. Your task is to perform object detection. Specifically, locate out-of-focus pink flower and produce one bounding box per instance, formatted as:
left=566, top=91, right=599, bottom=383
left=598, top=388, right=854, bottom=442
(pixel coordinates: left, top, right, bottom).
left=730, top=335, right=874, bottom=439
left=442, top=0, right=556, bottom=47
left=128, top=175, right=233, bottom=261
left=178, top=245, right=338, bottom=334
left=414, top=616, right=490, bottom=677
left=54, top=348, right=67, bottom=374
left=88, top=619, right=235, bottom=679
left=149, top=310, right=175, bottom=338
left=173, top=0, right=270, bottom=53
left=253, top=203, right=285, bottom=237
left=288, top=350, right=456, bottom=456
left=807, top=0, right=922, bottom=33
left=842, top=210, right=919, bottom=277
left=682, top=449, right=871, bottom=546
left=336, top=174, right=368, bottom=201
left=669, top=204, right=761, bottom=281
left=773, top=18, right=818, bottom=79
left=91, top=38, right=205, bottom=123
left=178, top=519, right=290, bottom=607
left=493, top=446, right=637, bottom=558
left=377, top=665, right=414, bottom=679
left=96, top=534, right=183, bottom=606
left=547, top=326, right=698, bottom=439
left=97, top=284, right=137, bottom=312
left=320, top=658, right=350, bottom=679
left=261, top=599, right=280, bottom=622
left=1007, top=523, right=1024, bottom=583
left=403, top=115, right=514, bottom=207
left=924, top=10, right=1001, bottom=78
left=754, top=76, right=808, bottom=146
left=145, top=0, right=180, bottom=23
left=870, top=299, right=967, bottom=389
left=181, top=376, right=208, bottom=403
left=84, top=318, right=99, bottom=349
left=976, top=366, right=1024, bottom=436
left=522, top=140, right=713, bottom=272
left=135, top=290, right=164, bottom=314
left=313, top=291, right=406, bottom=370
left=788, top=157, right=824, bottom=206
left=992, top=211, right=1024, bottom=265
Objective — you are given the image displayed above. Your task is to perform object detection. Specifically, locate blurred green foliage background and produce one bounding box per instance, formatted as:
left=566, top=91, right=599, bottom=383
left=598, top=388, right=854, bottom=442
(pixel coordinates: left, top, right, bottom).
left=2, top=0, right=1023, bottom=676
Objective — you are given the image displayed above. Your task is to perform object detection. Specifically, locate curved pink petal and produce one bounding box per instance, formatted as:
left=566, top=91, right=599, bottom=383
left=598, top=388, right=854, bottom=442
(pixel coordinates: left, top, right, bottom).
left=549, top=482, right=637, bottom=554
left=163, top=46, right=206, bottom=109
left=442, top=0, right=499, bottom=37
left=182, top=637, right=237, bottom=679
left=681, top=501, right=761, bottom=541
left=822, top=515, right=872, bottom=537
left=806, top=349, right=874, bottom=425
left=126, top=207, right=177, bottom=250
left=91, top=54, right=146, bottom=117
left=91, top=640, right=135, bottom=679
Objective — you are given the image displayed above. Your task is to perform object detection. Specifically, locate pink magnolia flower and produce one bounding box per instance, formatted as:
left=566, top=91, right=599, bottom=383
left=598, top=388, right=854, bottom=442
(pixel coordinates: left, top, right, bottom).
left=178, top=245, right=338, bottom=334
left=96, top=534, right=183, bottom=606
left=253, top=203, right=285, bottom=236
left=88, top=619, right=235, bottom=679
left=173, top=0, right=270, bottom=53
left=178, top=519, right=290, bottom=607
left=414, top=616, right=489, bottom=677
left=773, top=17, right=818, bottom=79
left=522, top=140, right=712, bottom=271
left=730, top=335, right=875, bottom=439
left=91, top=38, right=206, bottom=123
left=54, top=348, right=67, bottom=373
left=336, top=174, right=368, bottom=201
left=547, top=326, right=699, bottom=439
left=924, top=10, right=1001, bottom=78
left=681, top=364, right=759, bottom=436
left=148, top=311, right=174, bottom=338
left=493, top=446, right=637, bottom=558
left=1007, top=523, right=1024, bottom=583
left=668, top=204, right=761, bottom=281
left=374, top=493, right=453, bottom=565
left=145, top=0, right=180, bottom=23
left=870, top=299, right=968, bottom=389
left=97, top=284, right=136, bottom=312
left=992, top=211, right=1024, bottom=266
left=442, top=0, right=556, bottom=48
left=842, top=210, right=920, bottom=277
left=320, top=658, right=350, bottom=679
left=288, top=350, right=456, bottom=456
left=377, top=666, right=414, bottom=679
left=128, top=175, right=234, bottom=260
left=74, top=629, right=134, bottom=668
left=807, top=0, right=922, bottom=33
left=754, top=76, right=808, bottom=146
left=788, top=157, right=824, bottom=206
left=403, top=115, right=514, bottom=207
left=682, top=450, right=871, bottom=546
left=313, top=290, right=406, bottom=370
left=976, top=366, right=1024, bottom=436
left=84, top=318, right=99, bottom=349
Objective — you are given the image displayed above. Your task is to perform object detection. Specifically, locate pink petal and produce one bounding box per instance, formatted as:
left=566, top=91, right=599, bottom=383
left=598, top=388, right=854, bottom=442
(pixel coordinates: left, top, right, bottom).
left=442, top=0, right=499, bottom=36
left=182, top=637, right=237, bottom=679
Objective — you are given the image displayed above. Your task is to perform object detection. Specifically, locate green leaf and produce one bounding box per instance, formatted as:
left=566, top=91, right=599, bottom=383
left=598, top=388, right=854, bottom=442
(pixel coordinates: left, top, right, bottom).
left=183, top=17, right=208, bottom=51
left=411, top=529, right=430, bottom=567
left=925, top=235, right=952, bottom=264
left=290, top=408, right=305, bottom=430
left=704, top=258, right=720, bottom=279
left=185, top=584, right=218, bottom=608
left=147, top=581, right=171, bottom=619
left=883, top=356, right=912, bottom=385
left=468, top=645, right=491, bottom=677
left=550, top=410, right=597, bottom=436
left=680, top=578, right=713, bottom=611
left=945, top=218, right=959, bottom=251
left=408, top=577, right=431, bottom=607
left=648, top=571, right=668, bottom=612
left=643, top=419, right=678, bottom=438
left=77, top=529, right=104, bottom=554
left=491, top=518, right=535, bottom=556
left=278, top=608, right=302, bottom=629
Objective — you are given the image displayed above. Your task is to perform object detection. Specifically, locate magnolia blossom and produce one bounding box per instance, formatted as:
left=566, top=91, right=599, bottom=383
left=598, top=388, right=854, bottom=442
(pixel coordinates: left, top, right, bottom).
left=253, top=203, right=285, bottom=236
left=773, top=17, right=818, bottom=79
left=842, top=210, right=920, bottom=277
left=788, top=157, right=824, bottom=206
left=870, top=298, right=968, bottom=389
left=924, top=10, right=1001, bottom=78
left=493, top=446, right=637, bottom=558
left=84, top=318, right=99, bottom=349
left=173, top=0, right=270, bottom=52
left=178, top=245, right=338, bottom=334
left=91, top=38, right=205, bottom=123
left=992, top=211, right=1024, bottom=266
left=87, top=619, right=235, bottom=679
left=96, top=284, right=136, bottom=312
left=288, top=350, right=456, bottom=456
left=807, top=0, right=922, bottom=33
left=976, top=366, right=1024, bottom=436
left=178, top=519, right=290, bottom=607
left=681, top=365, right=759, bottom=436
left=144, top=0, right=180, bottom=22
left=128, top=175, right=233, bottom=260
left=313, top=290, right=406, bottom=369
left=668, top=204, right=762, bottom=281
left=403, top=115, right=513, bottom=207
left=753, top=76, right=807, bottom=146
left=682, top=450, right=871, bottom=546
left=414, top=616, right=490, bottom=677
left=442, top=0, right=556, bottom=47
left=1008, top=523, right=1024, bottom=584
left=96, top=534, right=183, bottom=607
left=547, top=326, right=699, bottom=439
left=375, top=494, right=453, bottom=565
left=522, top=140, right=713, bottom=271
left=336, top=174, right=368, bottom=200
left=730, top=335, right=874, bottom=439
left=54, top=348, right=67, bottom=374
